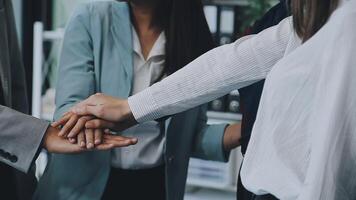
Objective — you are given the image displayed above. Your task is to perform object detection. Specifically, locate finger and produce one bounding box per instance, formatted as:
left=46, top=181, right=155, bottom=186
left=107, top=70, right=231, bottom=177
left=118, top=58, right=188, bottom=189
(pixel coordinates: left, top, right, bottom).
left=77, top=131, right=86, bottom=148
left=94, top=129, right=103, bottom=145
left=85, top=119, right=115, bottom=129
left=95, top=143, right=115, bottom=151
left=52, top=112, right=72, bottom=128
left=99, top=139, right=133, bottom=149
left=67, top=116, right=94, bottom=138
left=85, top=129, right=95, bottom=149
left=95, top=135, right=138, bottom=150
left=104, top=129, right=111, bottom=134
left=58, top=115, right=79, bottom=137
left=69, top=137, right=77, bottom=144
left=103, top=134, right=138, bottom=145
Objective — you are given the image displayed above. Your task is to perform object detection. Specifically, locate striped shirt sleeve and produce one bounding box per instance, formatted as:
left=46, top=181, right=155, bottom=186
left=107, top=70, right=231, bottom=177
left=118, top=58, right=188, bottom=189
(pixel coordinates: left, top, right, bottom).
left=129, top=17, right=294, bottom=123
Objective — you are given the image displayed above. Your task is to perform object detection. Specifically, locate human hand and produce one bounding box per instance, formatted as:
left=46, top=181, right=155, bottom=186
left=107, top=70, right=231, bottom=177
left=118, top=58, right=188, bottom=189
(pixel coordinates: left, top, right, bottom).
left=74, top=128, right=137, bottom=149
left=52, top=112, right=94, bottom=138
left=42, top=126, right=138, bottom=154
left=223, top=123, right=242, bottom=151
left=70, top=93, right=137, bottom=130
left=52, top=112, right=138, bottom=149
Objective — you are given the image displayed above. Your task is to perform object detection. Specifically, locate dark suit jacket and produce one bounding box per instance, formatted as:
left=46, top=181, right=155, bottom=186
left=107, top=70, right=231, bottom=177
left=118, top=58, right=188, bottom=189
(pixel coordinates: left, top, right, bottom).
left=239, top=0, right=290, bottom=156
left=0, top=0, right=49, bottom=199
left=237, top=1, right=289, bottom=200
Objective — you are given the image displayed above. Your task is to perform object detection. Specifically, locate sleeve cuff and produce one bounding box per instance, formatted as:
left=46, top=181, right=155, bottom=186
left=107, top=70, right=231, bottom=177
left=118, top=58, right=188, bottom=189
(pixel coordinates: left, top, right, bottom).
left=203, top=124, right=230, bottom=162
left=20, top=120, right=49, bottom=173
left=128, top=88, right=161, bottom=123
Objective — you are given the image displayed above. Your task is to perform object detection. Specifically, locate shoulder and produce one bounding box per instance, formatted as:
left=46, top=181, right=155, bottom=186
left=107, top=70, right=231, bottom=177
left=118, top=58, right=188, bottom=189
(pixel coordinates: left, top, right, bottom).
left=70, top=1, right=129, bottom=24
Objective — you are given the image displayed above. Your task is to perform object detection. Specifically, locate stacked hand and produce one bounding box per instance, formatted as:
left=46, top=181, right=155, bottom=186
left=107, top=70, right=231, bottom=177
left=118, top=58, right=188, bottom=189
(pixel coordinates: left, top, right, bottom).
left=47, top=93, right=138, bottom=152
left=43, top=126, right=137, bottom=154
left=52, top=93, right=241, bottom=152
left=50, top=112, right=137, bottom=151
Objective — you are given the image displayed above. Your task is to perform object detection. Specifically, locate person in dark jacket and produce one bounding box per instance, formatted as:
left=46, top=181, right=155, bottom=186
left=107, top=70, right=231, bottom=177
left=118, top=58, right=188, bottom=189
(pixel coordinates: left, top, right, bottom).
left=237, top=1, right=290, bottom=200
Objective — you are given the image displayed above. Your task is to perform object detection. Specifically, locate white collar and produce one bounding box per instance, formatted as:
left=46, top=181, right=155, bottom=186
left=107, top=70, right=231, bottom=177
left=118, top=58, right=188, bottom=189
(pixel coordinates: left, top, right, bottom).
left=132, top=26, right=166, bottom=61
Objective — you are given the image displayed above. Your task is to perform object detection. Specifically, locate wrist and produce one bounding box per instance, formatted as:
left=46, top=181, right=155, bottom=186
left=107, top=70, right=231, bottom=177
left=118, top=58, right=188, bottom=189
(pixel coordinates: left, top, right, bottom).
left=223, top=123, right=241, bottom=151
left=43, top=126, right=56, bottom=152
left=120, top=100, right=137, bottom=124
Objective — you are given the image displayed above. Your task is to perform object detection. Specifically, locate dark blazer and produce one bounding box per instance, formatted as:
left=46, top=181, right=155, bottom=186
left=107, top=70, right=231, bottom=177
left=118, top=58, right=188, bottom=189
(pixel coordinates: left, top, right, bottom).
left=237, top=1, right=289, bottom=200
left=0, top=0, right=49, bottom=199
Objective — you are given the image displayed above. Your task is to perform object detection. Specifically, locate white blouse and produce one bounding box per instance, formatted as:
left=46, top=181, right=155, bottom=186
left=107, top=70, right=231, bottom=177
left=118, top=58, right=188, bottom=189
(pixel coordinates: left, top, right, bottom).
left=128, top=0, right=356, bottom=199
left=111, top=28, right=166, bottom=169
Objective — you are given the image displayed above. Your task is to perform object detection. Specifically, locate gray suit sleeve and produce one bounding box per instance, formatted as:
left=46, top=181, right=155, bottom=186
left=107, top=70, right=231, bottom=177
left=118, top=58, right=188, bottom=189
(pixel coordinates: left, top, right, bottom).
left=0, top=105, right=49, bottom=173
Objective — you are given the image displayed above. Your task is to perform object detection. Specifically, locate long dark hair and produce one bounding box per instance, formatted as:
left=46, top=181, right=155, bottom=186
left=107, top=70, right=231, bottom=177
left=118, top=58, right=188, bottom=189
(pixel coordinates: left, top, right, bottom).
left=130, top=0, right=215, bottom=77
left=291, top=0, right=340, bottom=42
left=157, top=0, right=215, bottom=76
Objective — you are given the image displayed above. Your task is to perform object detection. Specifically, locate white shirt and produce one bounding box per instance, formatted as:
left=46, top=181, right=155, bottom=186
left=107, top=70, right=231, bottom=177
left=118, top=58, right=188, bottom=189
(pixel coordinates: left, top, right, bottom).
left=111, top=27, right=166, bottom=169
left=128, top=0, right=356, bottom=198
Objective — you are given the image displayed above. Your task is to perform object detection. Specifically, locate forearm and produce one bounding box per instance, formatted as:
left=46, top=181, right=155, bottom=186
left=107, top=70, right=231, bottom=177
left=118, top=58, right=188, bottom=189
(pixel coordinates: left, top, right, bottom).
left=129, top=17, right=293, bottom=123
left=0, top=106, right=49, bottom=173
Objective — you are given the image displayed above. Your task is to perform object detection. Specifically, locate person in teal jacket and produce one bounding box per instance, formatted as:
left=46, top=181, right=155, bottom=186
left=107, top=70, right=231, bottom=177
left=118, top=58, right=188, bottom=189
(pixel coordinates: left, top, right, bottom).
left=34, top=1, right=241, bottom=200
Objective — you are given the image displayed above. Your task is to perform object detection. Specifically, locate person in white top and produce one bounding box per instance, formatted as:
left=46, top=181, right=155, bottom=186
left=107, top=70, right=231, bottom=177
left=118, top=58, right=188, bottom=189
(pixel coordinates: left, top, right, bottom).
left=58, top=0, right=356, bottom=199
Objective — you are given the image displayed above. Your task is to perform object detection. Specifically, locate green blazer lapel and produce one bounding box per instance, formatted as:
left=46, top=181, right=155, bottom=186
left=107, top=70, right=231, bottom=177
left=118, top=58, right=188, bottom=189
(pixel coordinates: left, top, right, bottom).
left=0, top=4, right=12, bottom=106
left=110, top=2, right=133, bottom=82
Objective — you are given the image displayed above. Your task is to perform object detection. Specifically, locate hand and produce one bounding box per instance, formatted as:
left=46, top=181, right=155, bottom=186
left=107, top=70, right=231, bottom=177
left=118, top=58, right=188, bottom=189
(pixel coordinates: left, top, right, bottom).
left=52, top=112, right=138, bottom=149
left=70, top=93, right=137, bottom=131
left=52, top=112, right=94, bottom=138
left=42, top=126, right=138, bottom=154
left=72, top=93, right=132, bottom=121
left=74, top=129, right=104, bottom=149
left=223, top=123, right=242, bottom=151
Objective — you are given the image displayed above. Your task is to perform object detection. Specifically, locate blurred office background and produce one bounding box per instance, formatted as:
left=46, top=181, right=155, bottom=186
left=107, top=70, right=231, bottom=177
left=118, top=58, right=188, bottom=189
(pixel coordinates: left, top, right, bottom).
left=11, top=0, right=277, bottom=199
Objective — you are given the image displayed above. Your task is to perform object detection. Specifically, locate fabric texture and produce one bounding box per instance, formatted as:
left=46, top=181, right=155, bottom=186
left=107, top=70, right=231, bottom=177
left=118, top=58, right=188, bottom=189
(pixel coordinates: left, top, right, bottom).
left=111, top=28, right=166, bottom=169
left=128, top=16, right=298, bottom=122
left=239, top=0, right=290, bottom=156
left=237, top=1, right=290, bottom=200
left=241, top=1, right=356, bottom=199
left=101, top=166, right=166, bottom=200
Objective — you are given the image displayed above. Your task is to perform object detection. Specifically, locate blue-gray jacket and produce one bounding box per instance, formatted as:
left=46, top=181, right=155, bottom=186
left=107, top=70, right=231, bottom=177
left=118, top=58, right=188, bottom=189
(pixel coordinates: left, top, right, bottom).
left=34, top=2, right=228, bottom=200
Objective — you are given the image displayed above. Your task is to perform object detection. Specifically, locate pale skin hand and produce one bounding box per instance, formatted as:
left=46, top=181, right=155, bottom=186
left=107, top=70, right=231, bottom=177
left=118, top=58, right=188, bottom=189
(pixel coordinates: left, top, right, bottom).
left=70, top=93, right=138, bottom=131
left=52, top=112, right=138, bottom=149
left=43, top=126, right=137, bottom=153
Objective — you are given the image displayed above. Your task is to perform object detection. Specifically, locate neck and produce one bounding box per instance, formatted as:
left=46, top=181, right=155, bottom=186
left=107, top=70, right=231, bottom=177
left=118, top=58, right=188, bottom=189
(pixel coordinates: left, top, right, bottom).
left=130, top=3, right=160, bottom=35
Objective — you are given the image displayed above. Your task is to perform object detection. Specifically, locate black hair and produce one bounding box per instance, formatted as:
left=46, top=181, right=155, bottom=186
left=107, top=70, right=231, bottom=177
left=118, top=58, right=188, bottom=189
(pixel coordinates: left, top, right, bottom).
left=151, top=0, right=215, bottom=78
left=124, top=0, right=215, bottom=80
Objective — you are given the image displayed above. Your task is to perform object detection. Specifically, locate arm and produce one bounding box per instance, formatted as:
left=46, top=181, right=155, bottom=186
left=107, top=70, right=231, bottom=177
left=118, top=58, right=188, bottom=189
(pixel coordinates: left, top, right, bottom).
left=0, top=106, right=137, bottom=173
left=0, top=105, right=48, bottom=173
left=192, top=105, right=240, bottom=162
left=53, top=5, right=137, bottom=147
left=68, top=17, right=294, bottom=130
left=63, top=16, right=293, bottom=133
left=54, top=4, right=96, bottom=120
left=129, top=16, right=294, bottom=122
left=54, top=5, right=105, bottom=147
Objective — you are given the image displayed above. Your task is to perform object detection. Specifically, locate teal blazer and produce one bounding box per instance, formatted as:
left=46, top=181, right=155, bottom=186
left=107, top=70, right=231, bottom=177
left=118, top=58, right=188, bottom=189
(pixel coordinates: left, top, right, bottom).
left=34, top=2, right=228, bottom=200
